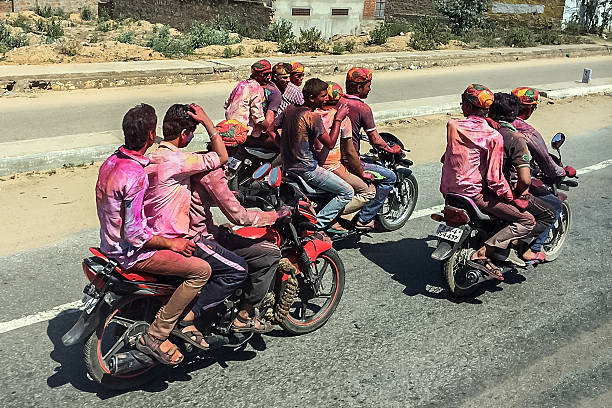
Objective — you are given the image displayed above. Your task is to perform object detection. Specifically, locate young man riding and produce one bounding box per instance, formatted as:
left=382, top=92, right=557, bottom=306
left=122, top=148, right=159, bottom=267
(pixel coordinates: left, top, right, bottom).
left=274, top=78, right=354, bottom=232
left=277, top=61, right=305, bottom=114
left=339, top=67, right=402, bottom=230
left=440, top=85, right=535, bottom=279
left=96, top=104, right=212, bottom=365
left=315, top=81, right=376, bottom=233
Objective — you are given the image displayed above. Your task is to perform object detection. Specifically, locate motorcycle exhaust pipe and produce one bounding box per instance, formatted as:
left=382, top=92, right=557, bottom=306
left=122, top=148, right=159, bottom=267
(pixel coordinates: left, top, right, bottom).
left=108, top=350, right=156, bottom=375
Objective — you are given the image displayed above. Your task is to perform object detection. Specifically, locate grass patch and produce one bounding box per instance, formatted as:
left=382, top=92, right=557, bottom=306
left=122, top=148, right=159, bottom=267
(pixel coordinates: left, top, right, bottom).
left=148, top=25, right=193, bottom=57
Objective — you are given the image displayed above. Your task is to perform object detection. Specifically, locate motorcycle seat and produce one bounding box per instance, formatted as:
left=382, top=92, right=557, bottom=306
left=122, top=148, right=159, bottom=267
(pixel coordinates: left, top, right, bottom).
left=285, top=173, right=327, bottom=196
left=445, top=194, right=492, bottom=221
left=244, top=147, right=277, bottom=160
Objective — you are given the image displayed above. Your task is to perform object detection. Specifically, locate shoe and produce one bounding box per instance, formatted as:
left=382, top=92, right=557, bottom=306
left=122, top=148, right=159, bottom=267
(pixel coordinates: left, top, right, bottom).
left=491, top=249, right=526, bottom=267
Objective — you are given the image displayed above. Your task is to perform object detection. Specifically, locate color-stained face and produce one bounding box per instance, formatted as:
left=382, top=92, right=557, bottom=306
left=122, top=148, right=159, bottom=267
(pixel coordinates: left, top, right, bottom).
left=252, top=70, right=271, bottom=85
left=274, top=71, right=290, bottom=90
left=358, top=81, right=371, bottom=99
left=291, top=72, right=304, bottom=86
left=311, top=89, right=328, bottom=109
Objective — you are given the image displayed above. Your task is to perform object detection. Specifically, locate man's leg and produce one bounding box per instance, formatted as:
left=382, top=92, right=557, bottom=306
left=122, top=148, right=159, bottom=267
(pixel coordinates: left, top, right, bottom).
left=529, top=193, right=563, bottom=252
left=358, top=162, right=396, bottom=224
left=333, top=164, right=376, bottom=217
left=301, top=166, right=354, bottom=229
left=191, top=239, right=248, bottom=315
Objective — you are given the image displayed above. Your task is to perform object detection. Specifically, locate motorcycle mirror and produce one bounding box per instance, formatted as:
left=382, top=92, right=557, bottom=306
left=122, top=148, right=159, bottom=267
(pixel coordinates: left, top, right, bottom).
left=252, top=162, right=272, bottom=181
left=551, top=132, right=565, bottom=150
left=268, top=166, right=282, bottom=187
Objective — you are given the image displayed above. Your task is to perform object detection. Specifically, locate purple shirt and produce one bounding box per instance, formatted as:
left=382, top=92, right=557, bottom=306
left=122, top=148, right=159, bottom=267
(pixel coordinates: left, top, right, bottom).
left=339, top=94, right=389, bottom=155
left=263, top=82, right=282, bottom=115
left=512, top=118, right=566, bottom=178
left=95, top=146, right=155, bottom=269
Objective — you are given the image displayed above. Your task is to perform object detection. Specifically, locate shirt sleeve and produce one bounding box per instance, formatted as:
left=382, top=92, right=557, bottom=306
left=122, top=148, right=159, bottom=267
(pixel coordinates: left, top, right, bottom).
left=486, top=133, right=513, bottom=199
left=341, top=117, right=352, bottom=139
left=160, top=151, right=221, bottom=180
left=250, top=87, right=266, bottom=124
left=524, top=129, right=566, bottom=178
left=267, top=88, right=282, bottom=113
left=361, top=104, right=377, bottom=133
left=311, top=112, right=329, bottom=141
left=511, top=135, right=531, bottom=169
left=122, top=171, right=153, bottom=248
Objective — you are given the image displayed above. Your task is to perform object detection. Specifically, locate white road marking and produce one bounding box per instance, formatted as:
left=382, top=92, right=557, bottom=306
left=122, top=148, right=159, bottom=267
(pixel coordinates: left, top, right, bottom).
left=1, top=158, right=611, bottom=335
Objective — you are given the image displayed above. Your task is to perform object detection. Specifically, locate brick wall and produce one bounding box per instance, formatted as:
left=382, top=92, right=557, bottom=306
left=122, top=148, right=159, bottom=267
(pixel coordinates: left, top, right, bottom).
left=112, top=0, right=273, bottom=31
left=12, top=0, right=98, bottom=13
left=0, top=0, right=13, bottom=13
left=363, top=0, right=375, bottom=17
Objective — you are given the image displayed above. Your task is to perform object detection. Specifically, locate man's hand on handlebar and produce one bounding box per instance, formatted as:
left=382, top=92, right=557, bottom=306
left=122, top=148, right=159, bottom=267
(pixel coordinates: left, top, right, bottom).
left=564, top=165, right=577, bottom=178
left=383, top=143, right=402, bottom=155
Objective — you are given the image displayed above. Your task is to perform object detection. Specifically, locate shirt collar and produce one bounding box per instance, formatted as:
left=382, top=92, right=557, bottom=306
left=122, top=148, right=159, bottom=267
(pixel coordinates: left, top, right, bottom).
left=118, top=145, right=149, bottom=166
left=159, top=140, right=179, bottom=152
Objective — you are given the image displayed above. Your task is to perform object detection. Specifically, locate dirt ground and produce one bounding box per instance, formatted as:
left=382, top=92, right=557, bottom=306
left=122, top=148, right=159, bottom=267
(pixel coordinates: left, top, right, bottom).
left=1, top=94, right=611, bottom=256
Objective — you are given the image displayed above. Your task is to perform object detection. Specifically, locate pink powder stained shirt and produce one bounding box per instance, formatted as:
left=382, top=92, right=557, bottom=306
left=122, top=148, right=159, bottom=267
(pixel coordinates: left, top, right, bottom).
left=314, top=108, right=352, bottom=172
left=440, top=116, right=512, bottom=199
left=224, top=78, right=266, bottom=138
left=144, top=142, right=221, bottom=238
left=512, top=117, right=566, bottom=178
left=95, top=146, right=155, bottom=269
left=189, top=168, right=278, bottom=239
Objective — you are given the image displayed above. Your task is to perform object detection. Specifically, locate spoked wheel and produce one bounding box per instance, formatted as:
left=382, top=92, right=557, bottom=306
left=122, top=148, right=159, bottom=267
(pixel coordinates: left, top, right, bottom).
left=542, top=201, right=571, bottom=262
left=442, top=250, right=481, bottom=298
left=377, top=173, right=418, bottom=231
left=83, top=297, right=163, bottom=390
left=280, top=249, right=345, bottom=335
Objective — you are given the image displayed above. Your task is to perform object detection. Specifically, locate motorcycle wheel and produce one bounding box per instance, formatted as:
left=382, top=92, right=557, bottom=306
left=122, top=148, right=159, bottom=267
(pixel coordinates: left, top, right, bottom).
left=280, top=249, right=345, bottom=335
left=542, top=200, right=572, bottom=262
left=377, top=173, right=418, bottom=231
left=442, top=250, right=480, bottom=298
left=83, top=297, right=162, bottom=390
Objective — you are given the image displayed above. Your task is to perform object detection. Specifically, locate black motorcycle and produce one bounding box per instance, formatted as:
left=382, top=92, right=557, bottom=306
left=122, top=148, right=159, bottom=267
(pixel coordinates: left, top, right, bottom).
left=226, top=145, right=279, bottom=209
left=430, top=132, right=577, bottom=298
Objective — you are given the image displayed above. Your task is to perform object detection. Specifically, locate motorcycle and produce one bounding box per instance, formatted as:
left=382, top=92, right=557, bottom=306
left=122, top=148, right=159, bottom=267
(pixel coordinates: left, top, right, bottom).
left=62, top=167, right=345, bottom=390
left=430, top=132, right=578, bottom=298
left=226, top=145, right=279, bottom=209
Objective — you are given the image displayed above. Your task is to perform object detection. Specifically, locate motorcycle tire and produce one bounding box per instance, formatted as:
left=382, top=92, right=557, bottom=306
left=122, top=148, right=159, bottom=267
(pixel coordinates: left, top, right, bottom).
left=542, top=200, right=572, bottom=262
left=83, top=297, right=162, bottom=390
left=442, top=250, right=479, bottom=299
left=377, top=173, right=418, bottom=232
left=280, top=249, right=345, bottom=335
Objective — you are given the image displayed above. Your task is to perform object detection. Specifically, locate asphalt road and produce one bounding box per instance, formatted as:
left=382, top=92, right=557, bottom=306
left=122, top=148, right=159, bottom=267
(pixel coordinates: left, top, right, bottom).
left=0, top=123, right=610, bottom=407
left=1, top=56, right=612, bottom=142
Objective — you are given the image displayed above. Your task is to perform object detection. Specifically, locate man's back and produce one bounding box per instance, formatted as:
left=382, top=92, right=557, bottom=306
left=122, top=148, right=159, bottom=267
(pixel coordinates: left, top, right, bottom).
left=277, top=105, right=326, bottom=173
left=339, top=94, right=376, bottom=155
left=225, top=79, right=265, bottom=136
left=512, top=117, right=565, bottom=178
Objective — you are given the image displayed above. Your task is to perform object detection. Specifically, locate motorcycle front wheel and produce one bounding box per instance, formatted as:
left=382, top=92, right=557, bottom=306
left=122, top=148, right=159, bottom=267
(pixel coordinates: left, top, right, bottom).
left=542, top=200, right=571, bottom=262
left=83, top=297, right=162, bottom=390
left=377, top=173, right=418, bottom=231
left=280, top=249, right=345, bottom=335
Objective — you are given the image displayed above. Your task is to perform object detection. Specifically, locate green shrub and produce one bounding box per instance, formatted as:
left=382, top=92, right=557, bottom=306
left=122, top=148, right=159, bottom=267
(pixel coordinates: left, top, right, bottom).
left=12, top=15, right=32, bottom=33
left=43, top=18, right=64, bottom=40
left=435, top=0, right=488, bottom=34
left=537, top=29, right=562, bottom=45
left=385, top=22, right=410, bottom=37
left=331, top=42, right=346, bottom=54
left=148, top=25, right=194, bottom=57
left=264, top=19, right=294, bottom=43
left=116, top=31, right=134, bottom=44
left=0, top=22, right=28, bottom=53
left=368, top=23, right=390, bottom=45
left=409, top=16, right=450, bottom=51
left=504, top=27, right=535, bottom=47
left=221, top=45, right=244, bottom=58
left=57, top=38, right=82, bottom=56
left=88, top=32, right=99, bottom=43
left=34, top=6, right=67, bottom=19
left=81, top=6, right=93, bottom=21
left=253, top=44, right=265, bottom=53
left=564, top=21, right=585, bottom=35
left=344, top=39, right=356, bottom=52
left=278, top=37, right=298, bottom=54
left=188, top=23, right=239, bottom=48
left=297, top=27, right=325, bottom=52
left=96, top=20, right=115, bottom=32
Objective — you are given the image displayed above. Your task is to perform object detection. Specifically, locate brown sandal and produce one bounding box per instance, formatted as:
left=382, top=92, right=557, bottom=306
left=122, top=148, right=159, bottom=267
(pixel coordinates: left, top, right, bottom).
left=136, top=333, right=184, bottom=365
left=171, top=320, right=209, bottom=351
left=231, top=313, right=273, bottom=333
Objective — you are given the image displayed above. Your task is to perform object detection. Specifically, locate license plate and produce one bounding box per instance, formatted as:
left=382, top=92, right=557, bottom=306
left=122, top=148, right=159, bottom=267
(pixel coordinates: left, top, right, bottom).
left=82, top=294, right=98, bottom=314
left=227, top=157, right=241, bottom=170
left=436, top=224, right=463, bottom=243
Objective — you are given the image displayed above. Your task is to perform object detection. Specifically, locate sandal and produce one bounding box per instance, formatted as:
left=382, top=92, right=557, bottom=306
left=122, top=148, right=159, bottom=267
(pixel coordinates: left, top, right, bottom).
left=171, top=320, right=210, bottom=351
left=136, top=333, right=184, bottom=365
left=524, top=251, right=546, bottom=265
left=231, top=313, right=273, bottom=334
left=355, top=220, right=375, bottom=231
left=465, top=257, right=504, bottom=281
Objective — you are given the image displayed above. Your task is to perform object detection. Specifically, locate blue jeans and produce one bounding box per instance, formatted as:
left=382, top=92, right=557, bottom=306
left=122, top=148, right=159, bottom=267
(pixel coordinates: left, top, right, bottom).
left=301, top=166, right=353, bottom=229
left=358, top=162, right=396, bottom=223
left=531, top=191, right=563, bottom=252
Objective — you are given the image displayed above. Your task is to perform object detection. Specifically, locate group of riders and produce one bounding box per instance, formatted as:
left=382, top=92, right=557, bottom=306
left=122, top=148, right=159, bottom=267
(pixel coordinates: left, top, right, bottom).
left=95, top=58, right=574, bottom=365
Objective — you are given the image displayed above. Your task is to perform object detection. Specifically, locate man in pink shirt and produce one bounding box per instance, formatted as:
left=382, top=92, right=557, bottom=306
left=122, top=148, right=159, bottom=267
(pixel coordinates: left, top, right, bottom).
left=440, top=84, right=535, bottom=278
left=96, top=104, right=211, bottom=365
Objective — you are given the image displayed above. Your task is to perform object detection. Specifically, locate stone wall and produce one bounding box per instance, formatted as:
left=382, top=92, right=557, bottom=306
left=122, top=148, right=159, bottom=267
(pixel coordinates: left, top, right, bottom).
left=489, top=0, right=566, bottom=26
left=386, top=0, right=440, bottom=23
left=111, top=0, right=272, bottom=31
left=12, top=0, right=98, bottom=13
left=0, top=0, right=13, bottom=13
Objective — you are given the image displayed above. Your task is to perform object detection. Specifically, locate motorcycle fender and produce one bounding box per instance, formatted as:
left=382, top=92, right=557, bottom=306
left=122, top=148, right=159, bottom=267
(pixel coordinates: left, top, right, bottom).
left=61, top=293, right=122, bottom=346
left=303, top=239, right=332, bottom=262
left=430, top=227, right=471, bottom=261
left=396, top=167, right=412, bottom=179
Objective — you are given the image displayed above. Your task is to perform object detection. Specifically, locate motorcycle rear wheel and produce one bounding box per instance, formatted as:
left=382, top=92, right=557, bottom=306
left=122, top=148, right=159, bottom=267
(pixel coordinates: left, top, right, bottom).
left=542, top=200, right=571, bottom=262
left=280, top=249, right=345, bottom=335
left=377, top=173, right=418, bottom=231
left=442, top=250, right=480, bottom=298
left=83, top=297, right=162, bottom=390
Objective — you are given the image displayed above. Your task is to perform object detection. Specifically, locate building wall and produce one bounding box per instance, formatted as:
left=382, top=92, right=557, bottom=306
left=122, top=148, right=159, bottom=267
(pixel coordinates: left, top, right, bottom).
left=489, top=0, right=566, bottom=26
left=273, top=0, right=365, bottom=38
left=12, top=0, right=98, bottom=13
left=111, top=0, right=272, bottom=31
left=0, top=0, right=13, bottom=13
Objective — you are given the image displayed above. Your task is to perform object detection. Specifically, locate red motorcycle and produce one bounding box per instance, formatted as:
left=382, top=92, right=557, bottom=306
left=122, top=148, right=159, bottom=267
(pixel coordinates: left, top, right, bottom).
left=62, top=167, right=345, bottom=390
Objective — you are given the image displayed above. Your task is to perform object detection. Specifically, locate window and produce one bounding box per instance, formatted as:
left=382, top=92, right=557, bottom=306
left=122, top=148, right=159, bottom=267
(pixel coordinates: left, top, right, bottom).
left=331, top=8, right=349, bottom=16
left=375, top=0, right=386, bottom=17
left=292, top=8, right=311, bottom=16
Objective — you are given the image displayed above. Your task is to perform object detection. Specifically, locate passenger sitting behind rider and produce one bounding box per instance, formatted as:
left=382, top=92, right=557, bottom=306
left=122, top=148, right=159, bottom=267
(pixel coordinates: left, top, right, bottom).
left=315, top=81, right=376, bottom=234
left=96, top=104, right=212, bottom=365
left=274, top=78, right=354, bottom=232
left=440, top=84, right=535, bottom=280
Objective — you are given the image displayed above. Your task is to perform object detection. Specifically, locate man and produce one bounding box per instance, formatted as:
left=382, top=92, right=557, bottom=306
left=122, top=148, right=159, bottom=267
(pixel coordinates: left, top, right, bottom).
left=511, top=87, right=571, bottom=261
left=315, top=81, right=376, bottom=233
left=278, top=61, right=305, bottom=114
left=440, top=85, right=535, bottom=279
left=275, top=78, right=354, bottom=231
left=340, top=67, right=402, bottom=230
left=96, top=104, right=211, bottom=365
left=487, top=92, right=556, bottom=264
